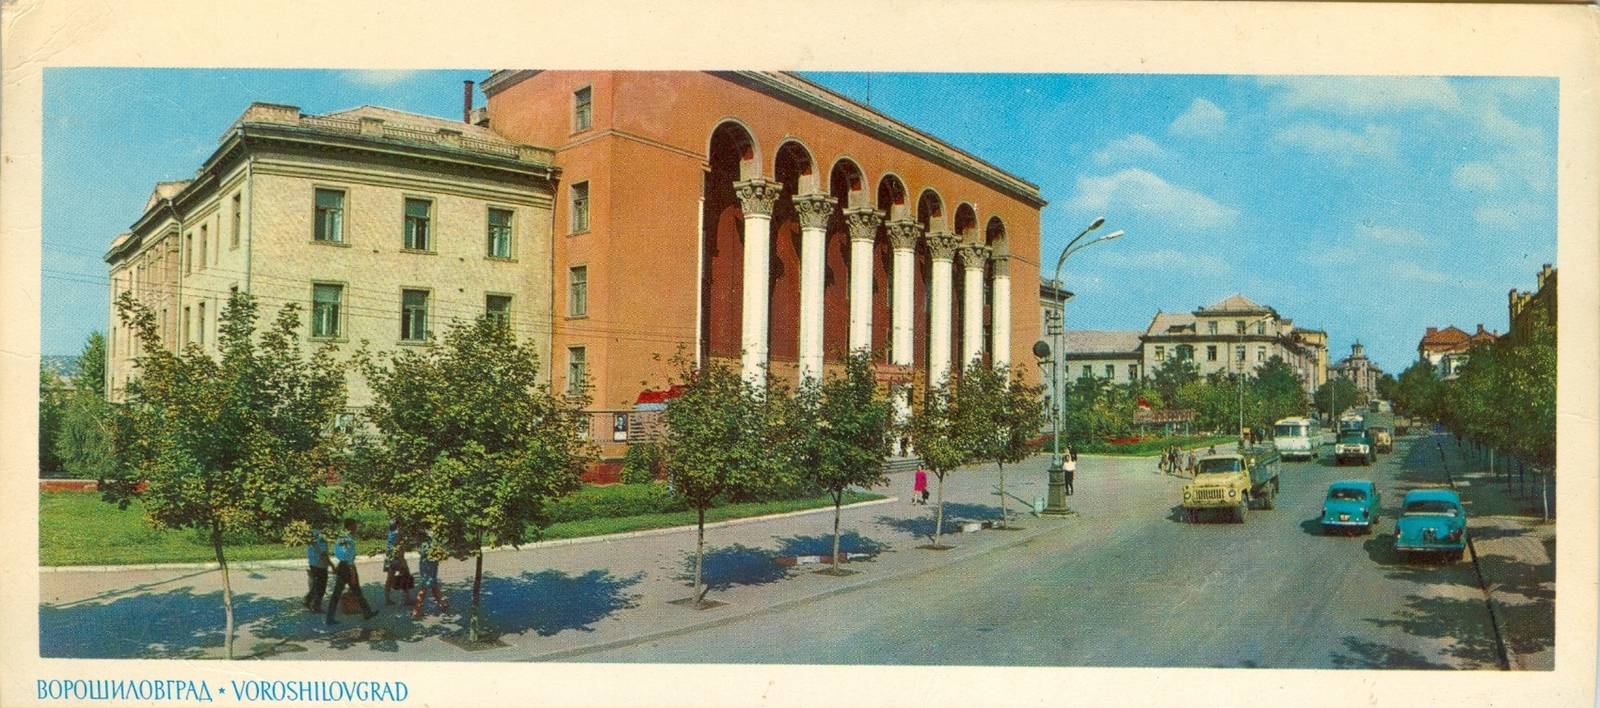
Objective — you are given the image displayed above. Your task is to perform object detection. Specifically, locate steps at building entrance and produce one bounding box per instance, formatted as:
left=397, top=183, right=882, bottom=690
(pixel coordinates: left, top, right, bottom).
left=883, top=456, right=922, bottom=475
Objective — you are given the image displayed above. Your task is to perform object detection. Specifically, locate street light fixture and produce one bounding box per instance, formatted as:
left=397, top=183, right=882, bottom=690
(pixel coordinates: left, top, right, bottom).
left=1037, top=217, right=1124, bottom=516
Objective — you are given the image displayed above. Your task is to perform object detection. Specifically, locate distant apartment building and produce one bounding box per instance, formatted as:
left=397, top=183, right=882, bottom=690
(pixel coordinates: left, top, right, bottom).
left=1138, top=294, right=1327, bottom=395
left=1417, top=324, right=1498, bottom=380
left=1061, top=330, right=1143, bottom=384
left=1331, top=342, right=1386, bottom=397
left=104, top=102, right=558, bottom=406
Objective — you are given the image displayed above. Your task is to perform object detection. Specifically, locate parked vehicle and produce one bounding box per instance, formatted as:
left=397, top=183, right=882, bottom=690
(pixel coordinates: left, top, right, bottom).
left=1393, top=416, right=1411, bottom=437
left=1273, top=416, right=1321, bottom=461
left=1394, top=489, right=1467, bottom=562
left=1368, top=426, right=1393, bottom=454
left=1180, top=445, right=1282, bottom=523
left=1334, top=431, right=1376, bottom=466
left=1321, top=480, right=1380, bottom=535
left=1338, top=412, right=1366, bottom=436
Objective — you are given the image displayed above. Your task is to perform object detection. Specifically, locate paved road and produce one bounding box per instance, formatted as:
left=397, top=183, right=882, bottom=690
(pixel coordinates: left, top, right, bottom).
left=580, top=435, right=1521, bottom=668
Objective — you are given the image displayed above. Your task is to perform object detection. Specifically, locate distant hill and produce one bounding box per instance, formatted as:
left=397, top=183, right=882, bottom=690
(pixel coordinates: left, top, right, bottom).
left=41, top=355, right=79, bottom=378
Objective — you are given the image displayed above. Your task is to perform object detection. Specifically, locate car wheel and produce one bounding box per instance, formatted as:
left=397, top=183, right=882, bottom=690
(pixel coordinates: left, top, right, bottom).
left=1236, top=501, right=1248, bottom=523
left=1322, top=524, right=1335, bottom=536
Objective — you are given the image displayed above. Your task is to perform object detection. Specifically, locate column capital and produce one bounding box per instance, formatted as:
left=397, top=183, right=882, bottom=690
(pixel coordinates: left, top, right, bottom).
left=734, top=178, right=782, bottom=217
left=990, top=253, right=1011, bottom=277
left=885, top=220, right=922, bottom=251
left=792, top=193, right=838, bottom=230
left=844, top=208, right=884, bottom=243
left=959, top=243, right=992, bottom=269
left=925, top=231, right=960, bottom=261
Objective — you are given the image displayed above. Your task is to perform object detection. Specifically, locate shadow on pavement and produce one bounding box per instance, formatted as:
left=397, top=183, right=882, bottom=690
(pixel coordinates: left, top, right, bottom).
left=774, top=532, right=888, bottom=558
left=1329, top=636, right=1453, bottom=669
left=677, top=544, right=790, bottom=591
left=40, top=588, right=284, bottom=659
left=872, top=502, right=1004, bottom=541
left=464, top=568, right=645, bottom=637
left=1366, top=594, right=1502, bottom=668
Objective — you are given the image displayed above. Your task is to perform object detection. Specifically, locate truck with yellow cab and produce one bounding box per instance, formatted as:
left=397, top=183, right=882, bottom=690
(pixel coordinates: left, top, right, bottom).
left=1181, top=444, right=1283, bottom=523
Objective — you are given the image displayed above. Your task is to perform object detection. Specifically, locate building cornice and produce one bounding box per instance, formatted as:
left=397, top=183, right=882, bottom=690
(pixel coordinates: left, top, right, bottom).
left=480, top=70, right=1047, bottom=209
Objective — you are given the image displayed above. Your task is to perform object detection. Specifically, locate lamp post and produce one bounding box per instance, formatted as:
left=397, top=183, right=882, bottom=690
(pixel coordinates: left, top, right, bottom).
left=1036, top=218, right=1124, bottom=516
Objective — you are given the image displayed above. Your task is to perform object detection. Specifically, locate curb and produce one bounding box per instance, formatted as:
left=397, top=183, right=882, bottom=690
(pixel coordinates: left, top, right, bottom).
left=40, top=497, right=900, bottom=574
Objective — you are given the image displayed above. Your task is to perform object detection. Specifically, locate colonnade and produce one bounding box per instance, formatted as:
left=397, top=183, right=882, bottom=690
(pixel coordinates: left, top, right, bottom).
left=731, top=177, right=1012, bottom=390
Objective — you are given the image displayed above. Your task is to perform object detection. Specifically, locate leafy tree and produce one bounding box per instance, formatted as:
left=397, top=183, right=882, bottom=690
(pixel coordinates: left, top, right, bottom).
left=1392, top=360, right=1443, bottom=420
left=963, top=363, right=1045, bottom=527
left=620, top=442, right=662, bottom=484
left=56, top=389, right=115, bottom=479
left=347, top=316, right=594, bottom=640
left=907, top=372, right=982, bottom=546
left=1313, top=377, right=1366, bottom=423
left=106, top=292, right=345, bottom=659
left=1150, top=354, right=1199, bottom=410
left=39, top=367, right=65, bottom=476
left=77, top=331, right=107, bottom=397
left=1374, top=372, right=1398, bottom=402
left=791, top=352, right=892, bottom=574
left=1249, top=356, right=1309, bottom=429
left=661, top=357, right=795, bottom=604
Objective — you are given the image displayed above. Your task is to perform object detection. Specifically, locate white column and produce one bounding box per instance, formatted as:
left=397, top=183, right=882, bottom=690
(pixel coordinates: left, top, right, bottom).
left=844, top=208, right=883, bottom=354
left=886, top=220, right=920, bottom=425
left=960, top=244, right=990, bottom=367
left=991, top=254, right=1011, bottom=369
left=793, top=193, right=837, bottom=383
left=926, top=231, right=959, bottom=384
left=735, top=178, right=781, bottom=386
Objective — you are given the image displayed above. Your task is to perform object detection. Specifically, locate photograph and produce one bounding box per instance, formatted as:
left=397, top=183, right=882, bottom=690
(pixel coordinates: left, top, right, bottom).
left=4, top=3, right=1596, bottom=707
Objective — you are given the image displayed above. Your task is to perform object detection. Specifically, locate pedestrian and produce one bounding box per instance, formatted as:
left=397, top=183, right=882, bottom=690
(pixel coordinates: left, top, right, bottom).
left=1207, top=444, right=1217, bottom=455
left=383, top=521, right=412, bottom=606
left=303, top=528, right=330, bottom=613
left=411, top=535, right=451, bottom=619
left=1064, top=445, right=1077, bottom=495
left=326, top=518, right=378, bottom=625
left=1186, top=450, right=1196, bottom=477
left=913, top=466, right=929, bottom=505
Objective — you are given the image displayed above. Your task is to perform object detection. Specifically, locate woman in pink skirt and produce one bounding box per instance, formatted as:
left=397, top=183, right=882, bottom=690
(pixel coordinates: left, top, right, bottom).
left=913, top=467, right=929, bottom=505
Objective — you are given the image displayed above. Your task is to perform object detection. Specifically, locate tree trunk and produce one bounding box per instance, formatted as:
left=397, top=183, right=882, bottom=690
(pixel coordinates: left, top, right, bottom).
left=1542, top=468, right=1550, bottom=522
left=694, top=507, right=707, bottom=603
left=831, top=490, right=843, bottom=573
left=997, top=461, right=1008, bottom=527
left=468, top=544, right=485, bottom=641
left=211, top=526, right=234, bottom=660
left=933, top=474, right=946, bottom=542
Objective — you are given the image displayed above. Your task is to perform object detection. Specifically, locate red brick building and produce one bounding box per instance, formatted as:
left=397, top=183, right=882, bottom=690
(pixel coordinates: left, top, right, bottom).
left=480, top=71, right=1046, bottom=458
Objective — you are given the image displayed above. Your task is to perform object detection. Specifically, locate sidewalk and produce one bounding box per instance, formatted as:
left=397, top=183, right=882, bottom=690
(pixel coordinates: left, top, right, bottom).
left=40, top=455, right=1090, bottom=662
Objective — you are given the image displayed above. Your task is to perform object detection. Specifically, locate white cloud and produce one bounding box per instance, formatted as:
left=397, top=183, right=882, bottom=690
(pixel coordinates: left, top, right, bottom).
left=1270, top=122, right=1397, bottom=165
left=1451, top=161, right=1500, bottom=192
left=1169, top=98, right=1226, bottom=137
left=1093, top=134, right=1169, bottom=165
left=340, top=70, right=420, bottom=87
left=1066, top=168, right=1238, bottom=229
left=1257, top=76, right=1461, bottom=114
left=1355, top=223, right=1429, bottom=246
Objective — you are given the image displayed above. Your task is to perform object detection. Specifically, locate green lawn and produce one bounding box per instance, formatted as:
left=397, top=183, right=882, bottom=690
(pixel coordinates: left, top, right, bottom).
left=1074, top=435, right=1238, bottom=457
left=39, top=488, right=885, bottom=567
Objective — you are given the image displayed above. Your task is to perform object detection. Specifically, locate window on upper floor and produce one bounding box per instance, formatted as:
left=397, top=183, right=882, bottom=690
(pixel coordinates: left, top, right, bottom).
left=1129, top=364, right=1139, bottom=380
left=1207, top=345, right=1218, bottom=361
left=1257, top=346, right=1267, bottom=362
left=1154, top=346, right=1166, bottom=361
left=401, top=289, right=429, bottom=341
left=404, top=198, right=432, bottom=251
left=1235, top=320, right=1245, bottom=335
left=312, top=283, right=343, bottom=338
left=1207, top=321, right=1218, bottom=335
left=486, top=294, right=512, bottom=327
left=569, top=265, right=588, bottom=318
left=568, top=346, right=587, bottom=396
left=1257, top=320, right=1267, bottom=335
left=571, top=182, right=590, bottom=233
left=315, top=189, right=345, bottom=243
left=573, top=86, right=593, bottom=132
left=231, top=194, right=242, bottom=248
left=197, top=301, right=206, bottom=346
left=487, top=207, right=514, bottom=258
left=1104, top=364, right=1115, bottom=379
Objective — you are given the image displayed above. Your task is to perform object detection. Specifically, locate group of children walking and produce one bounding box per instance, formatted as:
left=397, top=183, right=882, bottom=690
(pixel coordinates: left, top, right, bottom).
left=303, top=520, right=451, bottom=626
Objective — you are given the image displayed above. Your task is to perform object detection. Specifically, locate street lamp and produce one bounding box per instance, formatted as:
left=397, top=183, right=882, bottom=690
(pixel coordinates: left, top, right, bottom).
left=1036, top=217, right=1124, bottom=516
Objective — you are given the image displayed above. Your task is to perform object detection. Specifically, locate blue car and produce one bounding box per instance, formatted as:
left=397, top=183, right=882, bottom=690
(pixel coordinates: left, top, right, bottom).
left=1394, top=489, right=1467, bottom=562
left=1321, top=480, right=1379, bottom=535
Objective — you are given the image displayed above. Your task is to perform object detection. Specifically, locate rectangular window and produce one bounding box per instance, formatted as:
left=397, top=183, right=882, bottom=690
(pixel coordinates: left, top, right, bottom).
left=571, top=182, right=590, bottom=233
left=487, top=207, right=514, bottom=258
left=1105, top=364, right=1115, bottom=379
left=1236, top=346, right=1246, bottom=361
left=1257, top=346, right=1267, bottom=362
left=197, top=302, right=206, bottom=346
left=401, top=289, right=429, bottom=341
left=312, top=284, right=343, bottom=338
left=1154, top=346, right=1166, bottom=361
left=568, top=346, right=587, bottom=396
left=183, top=306, right=191, bottom=344
left=404, top=198, right=432, bottom=250
left=1207, top=321, right=1218, bottom=335
left=573, top=86, right=593, bottom=132
left=200, top=225, right=208, bottom=269
left=1235, top=320, right=1246, bottom=335
left=1080, top=364, right=1092, bottom=377
left=185, top=234, right=193, bottom=273
left=1207, top=345, right=1218, bottom=362
left=1129, top=364, right=1139, bottom=380
left=231, top=194, right=242, bottom=248
left=486, top=294, right=512, bottom=326
left=314, top=189, right=345, bottom=243
left=569, top=265, right=588, bottom=317
left=1257, top=321, right=1267, bottom=335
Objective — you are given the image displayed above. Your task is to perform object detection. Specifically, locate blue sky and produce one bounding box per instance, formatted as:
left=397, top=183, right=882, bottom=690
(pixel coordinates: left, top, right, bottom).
left=42, top=70, right=1557, bottom=374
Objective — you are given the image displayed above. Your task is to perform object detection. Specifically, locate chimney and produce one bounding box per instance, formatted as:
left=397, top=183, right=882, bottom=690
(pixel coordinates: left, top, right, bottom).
left=1425, top=327, right=1437, bottom=337
left=463, top=80, right=474, bottom=124
left=1476, top=324, right=1486, bottom=336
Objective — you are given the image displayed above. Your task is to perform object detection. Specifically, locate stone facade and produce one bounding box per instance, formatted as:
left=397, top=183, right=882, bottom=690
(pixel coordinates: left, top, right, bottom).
left=1331, top=342, right=1385, bottom=397
left=1062, top=330, right=1143, bottom=384
left=105, top=103, right=557, bottom=407
left=1417, top=324, right=1498, bottom=379
left=1138, top=294, right=1327, bottom=395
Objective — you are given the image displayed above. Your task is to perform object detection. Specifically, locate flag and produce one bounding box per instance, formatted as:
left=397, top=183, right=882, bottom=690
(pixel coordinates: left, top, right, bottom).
left=1138, top=396, right=1151, bottom=411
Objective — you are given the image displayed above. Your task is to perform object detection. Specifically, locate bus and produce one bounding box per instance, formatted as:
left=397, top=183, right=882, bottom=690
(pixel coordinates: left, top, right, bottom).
left=1274, top=417, right=1322, bottom=461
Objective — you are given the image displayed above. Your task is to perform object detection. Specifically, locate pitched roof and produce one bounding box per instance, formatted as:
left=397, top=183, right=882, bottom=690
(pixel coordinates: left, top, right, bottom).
left=1144, top=311, right=1196, bottom=337
left=1063, top=330, right=1144, bottom=355
left=1419, top=326, right=1473, bottom=352
left=1197, top=293, right=1269, bottom=314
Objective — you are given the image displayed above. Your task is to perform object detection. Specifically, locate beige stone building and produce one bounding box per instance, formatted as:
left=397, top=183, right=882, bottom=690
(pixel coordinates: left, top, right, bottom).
left=1138, top=294, right=1327, bottom=395
left=105, top=103, right=558, bottom=407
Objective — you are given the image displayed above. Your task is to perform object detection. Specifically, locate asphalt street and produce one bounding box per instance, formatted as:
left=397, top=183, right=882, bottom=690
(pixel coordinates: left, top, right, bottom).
left=579, top=434, right=1531, bottom=668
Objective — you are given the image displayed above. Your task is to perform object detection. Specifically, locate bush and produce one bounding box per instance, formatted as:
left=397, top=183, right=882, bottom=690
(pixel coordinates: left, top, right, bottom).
left=621, top=443, right=660, bottom=484
left=544, top=483, right=689, bottom=523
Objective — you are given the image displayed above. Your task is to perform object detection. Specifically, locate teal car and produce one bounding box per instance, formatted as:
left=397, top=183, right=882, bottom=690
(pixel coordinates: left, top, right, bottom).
left=1321, top=480, right=1379, bottom=535
left=1394, top=489, right=1467, bottom=562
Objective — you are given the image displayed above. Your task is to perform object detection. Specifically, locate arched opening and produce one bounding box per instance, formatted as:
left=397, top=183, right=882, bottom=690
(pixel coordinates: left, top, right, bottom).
left=701, top=121, right=761, bottom=362
left=823, top=159, right=862, bottom=361
left=769, top=141, right=817, bottom=363
left=917, top=189, right=945, bottom=233
left=984, top=216, right=1007, bottom=361
left=953, top=203, right=978, bottom=242
left=877, top=174, right=909, bottom=221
